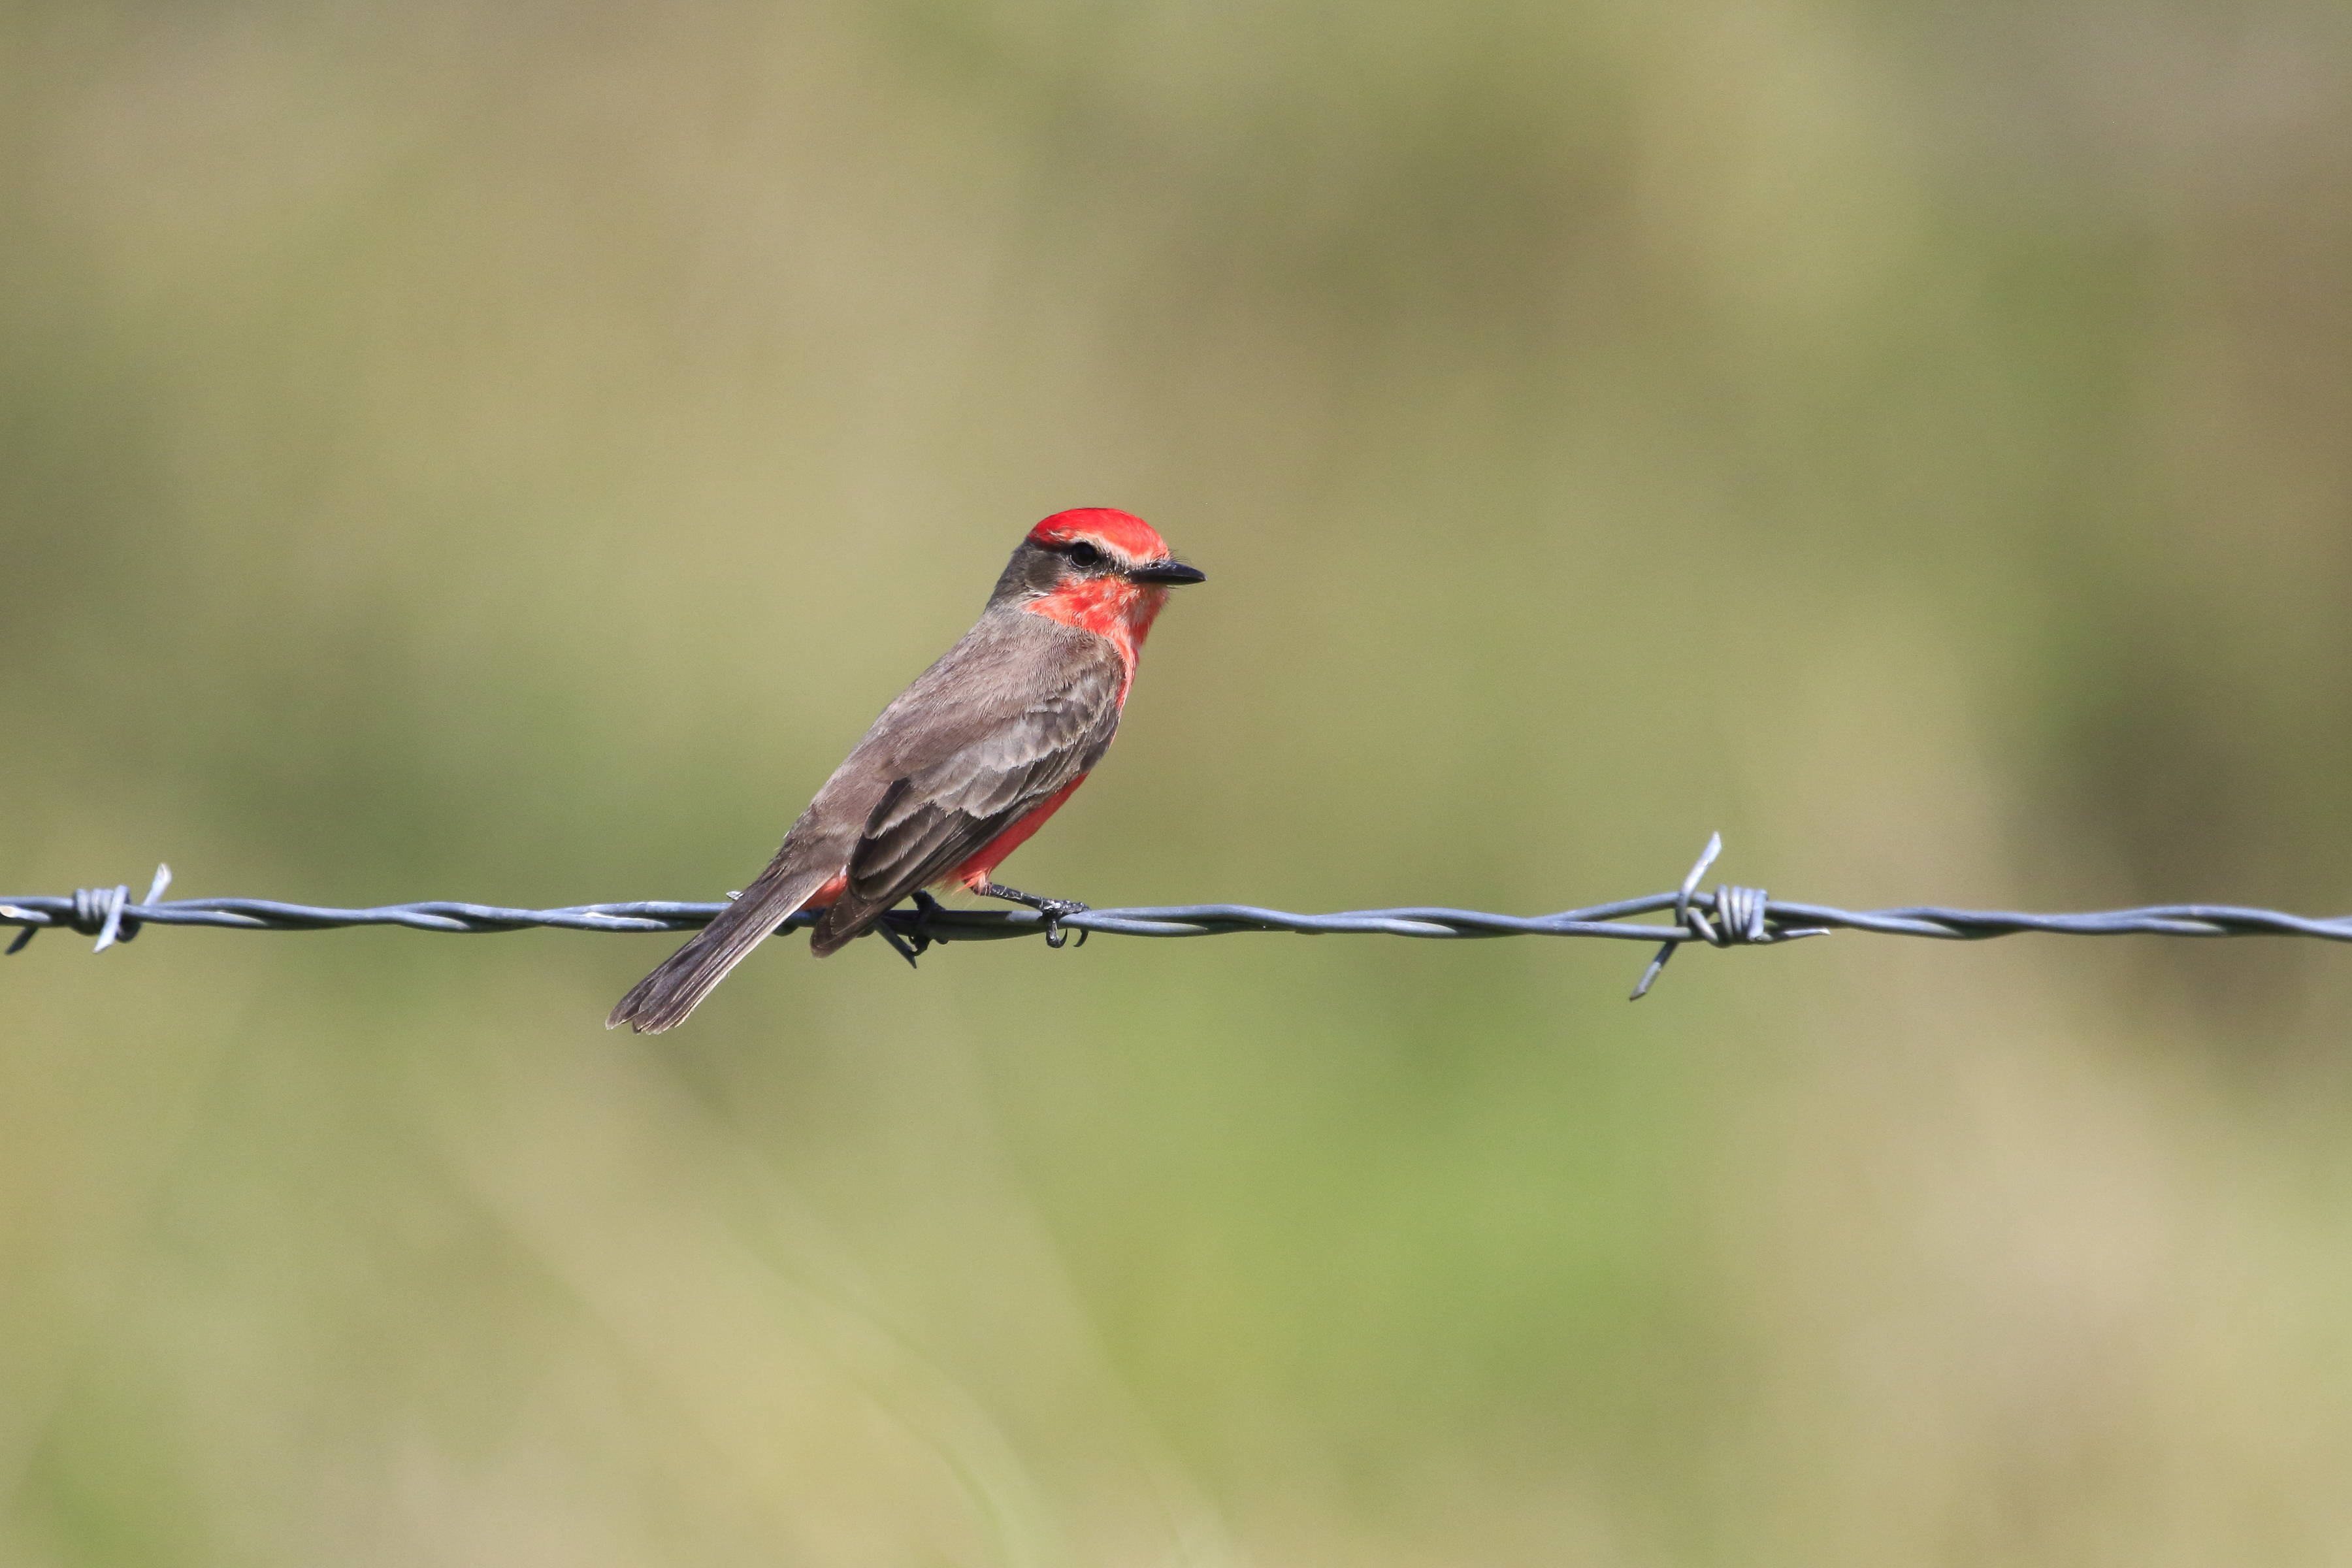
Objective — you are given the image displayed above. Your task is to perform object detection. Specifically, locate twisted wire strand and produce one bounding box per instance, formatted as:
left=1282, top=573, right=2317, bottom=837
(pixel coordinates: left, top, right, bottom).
left=0, top=892, right=1699, bottom=942
left=8, top=837, right=2352, bottom=998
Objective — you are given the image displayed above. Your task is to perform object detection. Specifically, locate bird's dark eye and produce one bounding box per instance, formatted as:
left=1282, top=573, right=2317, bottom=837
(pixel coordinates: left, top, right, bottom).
left=1066, top=542, right=1102, bottom=568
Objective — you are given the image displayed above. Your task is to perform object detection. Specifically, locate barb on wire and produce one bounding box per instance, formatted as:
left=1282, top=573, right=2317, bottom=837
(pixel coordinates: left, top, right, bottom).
left=9, top=840, right=2352, bottom=1000
left=1627, top=833, right=1832, bottom=1000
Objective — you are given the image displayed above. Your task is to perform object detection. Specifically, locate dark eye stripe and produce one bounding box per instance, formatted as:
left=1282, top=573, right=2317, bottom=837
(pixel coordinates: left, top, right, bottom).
left=1066, top=542, right=1102, bottom=568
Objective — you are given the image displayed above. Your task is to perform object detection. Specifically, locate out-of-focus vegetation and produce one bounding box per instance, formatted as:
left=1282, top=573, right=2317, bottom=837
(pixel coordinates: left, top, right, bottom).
left=6, top=1, right=2352, bottom=1562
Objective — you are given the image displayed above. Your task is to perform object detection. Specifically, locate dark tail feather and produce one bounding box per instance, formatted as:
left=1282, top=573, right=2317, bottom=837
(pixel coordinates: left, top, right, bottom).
left=606, top=860, right=834, bottom=1032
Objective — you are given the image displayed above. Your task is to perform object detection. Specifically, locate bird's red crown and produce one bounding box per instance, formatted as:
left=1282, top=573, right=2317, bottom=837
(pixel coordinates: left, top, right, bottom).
left=1027, top=507, right=1170, bottom=564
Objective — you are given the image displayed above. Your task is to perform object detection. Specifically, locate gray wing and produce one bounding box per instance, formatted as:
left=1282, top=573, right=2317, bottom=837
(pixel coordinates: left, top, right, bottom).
left=809, top=619, right=1125, bottom=952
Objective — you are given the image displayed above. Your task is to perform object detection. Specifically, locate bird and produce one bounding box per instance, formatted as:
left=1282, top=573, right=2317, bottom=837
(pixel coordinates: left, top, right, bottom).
left=607, top=507, right=1205, bottom=1032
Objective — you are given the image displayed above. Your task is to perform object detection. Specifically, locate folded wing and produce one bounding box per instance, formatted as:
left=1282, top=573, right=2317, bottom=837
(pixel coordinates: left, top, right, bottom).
left=811, top=640, right=1123, bottom=952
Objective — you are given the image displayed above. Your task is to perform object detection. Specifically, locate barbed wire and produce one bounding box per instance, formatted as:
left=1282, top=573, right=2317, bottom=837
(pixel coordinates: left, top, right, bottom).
left=7, top=837, right=2351, bottom=1001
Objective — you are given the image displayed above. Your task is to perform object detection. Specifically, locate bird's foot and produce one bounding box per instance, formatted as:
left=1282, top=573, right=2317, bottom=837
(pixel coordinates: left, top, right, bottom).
left=978, top=882, right=1091, bottom=949
left=879, top=889, right=949, bottom=970
left=877, top=923, right=921, bottom=969
left=910, top=890, right=945, bottom=951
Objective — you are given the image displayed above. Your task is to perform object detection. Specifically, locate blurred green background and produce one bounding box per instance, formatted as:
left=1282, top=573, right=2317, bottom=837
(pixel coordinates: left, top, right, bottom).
left=7, top=1, right=2352, bottom=1563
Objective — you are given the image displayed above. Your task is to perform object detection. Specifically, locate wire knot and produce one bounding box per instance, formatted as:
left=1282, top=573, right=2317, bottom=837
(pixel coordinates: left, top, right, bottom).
left=1687, top=883, right=1772, bottom=947
left=1629, top=836, right=1827, bottom=999
left=71, top=885, right=132, bottom=943
left=71, top=887, right=114, bottom=936
left=32, top=866, right=172, bottom=953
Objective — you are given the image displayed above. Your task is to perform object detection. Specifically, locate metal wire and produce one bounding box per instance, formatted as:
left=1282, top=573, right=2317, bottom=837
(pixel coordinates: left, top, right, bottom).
left=8, top=836, right=2352, bottom=1000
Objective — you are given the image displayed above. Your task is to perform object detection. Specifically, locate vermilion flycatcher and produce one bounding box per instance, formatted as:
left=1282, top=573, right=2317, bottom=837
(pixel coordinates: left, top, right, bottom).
left=608, top=508, right=1204, bottom=1032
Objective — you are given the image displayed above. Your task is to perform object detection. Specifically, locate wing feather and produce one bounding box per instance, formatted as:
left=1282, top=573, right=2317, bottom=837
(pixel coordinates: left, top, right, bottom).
left=811, top=642, right=1123, bottom=952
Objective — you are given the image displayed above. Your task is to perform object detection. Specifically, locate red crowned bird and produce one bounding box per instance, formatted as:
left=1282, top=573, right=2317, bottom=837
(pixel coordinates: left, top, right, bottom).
left=608, top=508, right=1205, bottom=1032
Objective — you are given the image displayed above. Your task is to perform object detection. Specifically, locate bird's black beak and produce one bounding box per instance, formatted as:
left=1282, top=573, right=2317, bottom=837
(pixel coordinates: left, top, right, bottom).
left=1128, top=559, right=1206, bottom=586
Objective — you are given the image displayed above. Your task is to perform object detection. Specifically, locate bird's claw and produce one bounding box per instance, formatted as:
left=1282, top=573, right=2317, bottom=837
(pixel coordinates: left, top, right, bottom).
left=1040, top=898, right=1090, bottom=950
left=977, top=883, right=1090, bottom=949
left=911, top=890, right=944, bottom=952
left=880, top=890, right=947, bottom=970
left=878, top=922, right=922, bottom=969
